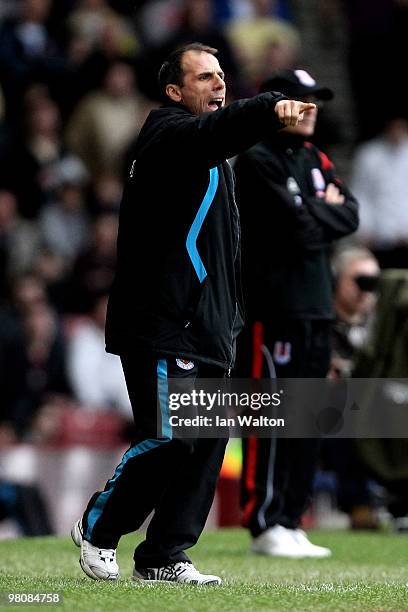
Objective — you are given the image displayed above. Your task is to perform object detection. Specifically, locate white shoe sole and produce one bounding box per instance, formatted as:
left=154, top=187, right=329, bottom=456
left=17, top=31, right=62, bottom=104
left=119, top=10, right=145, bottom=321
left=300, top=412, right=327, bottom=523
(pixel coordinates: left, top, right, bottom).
left=300, top=549, right=332, bottom=559
left=132, top=570, right=221, bottom=585
left=71, top=520, right=83, bottom=547
left=80, top=556, right=118, bottom=581
left=251, top=544, right=331, bottom=559
left=251, top=547, right=307, bottom=558
left=132, top=576, right=179, bottom=585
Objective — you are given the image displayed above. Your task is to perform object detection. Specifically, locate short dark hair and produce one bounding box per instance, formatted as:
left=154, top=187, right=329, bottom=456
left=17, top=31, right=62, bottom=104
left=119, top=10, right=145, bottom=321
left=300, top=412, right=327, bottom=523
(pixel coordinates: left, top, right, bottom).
left=158, top=42, right=218, bottom=101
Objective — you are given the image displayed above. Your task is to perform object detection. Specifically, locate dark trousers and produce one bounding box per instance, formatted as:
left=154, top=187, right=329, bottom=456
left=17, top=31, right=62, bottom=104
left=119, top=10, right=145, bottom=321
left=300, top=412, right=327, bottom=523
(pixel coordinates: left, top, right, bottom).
left=82, top=351, right=228, bottom=568
left=239, top=319, right=331, bottom=537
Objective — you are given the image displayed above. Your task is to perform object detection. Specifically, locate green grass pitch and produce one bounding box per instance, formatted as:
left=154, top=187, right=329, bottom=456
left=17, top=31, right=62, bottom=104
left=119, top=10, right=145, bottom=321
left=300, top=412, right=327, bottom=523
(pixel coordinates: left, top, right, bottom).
left=0, top=529, right=407, bottom=611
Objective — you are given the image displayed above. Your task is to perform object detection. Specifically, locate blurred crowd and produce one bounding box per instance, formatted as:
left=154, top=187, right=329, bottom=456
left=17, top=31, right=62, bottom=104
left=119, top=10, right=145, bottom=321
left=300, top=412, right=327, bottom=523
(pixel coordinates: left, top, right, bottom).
left=1, top=0, right=408, bottom=534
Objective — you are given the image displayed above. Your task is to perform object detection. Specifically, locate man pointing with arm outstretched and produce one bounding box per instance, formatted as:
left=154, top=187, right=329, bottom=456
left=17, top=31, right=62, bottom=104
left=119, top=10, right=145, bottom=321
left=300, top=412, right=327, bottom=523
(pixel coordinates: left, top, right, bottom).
left=72, top=43, right=313, bottom=586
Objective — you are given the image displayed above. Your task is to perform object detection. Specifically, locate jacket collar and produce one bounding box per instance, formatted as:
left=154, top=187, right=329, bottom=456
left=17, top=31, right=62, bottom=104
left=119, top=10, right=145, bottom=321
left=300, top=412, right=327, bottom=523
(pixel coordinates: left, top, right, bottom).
left=161, top=99, right=194, bottom=115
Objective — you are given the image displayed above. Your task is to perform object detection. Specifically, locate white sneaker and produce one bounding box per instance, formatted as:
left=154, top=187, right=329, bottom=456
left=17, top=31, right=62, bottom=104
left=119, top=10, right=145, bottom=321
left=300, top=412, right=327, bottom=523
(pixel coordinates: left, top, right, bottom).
left=132, top=561, right=222, bottom=585
left=251, top=524, right=307, bottom=558
left=71, top=520, right=119, bottom=580
left=289, top=528, right=332, bottom=558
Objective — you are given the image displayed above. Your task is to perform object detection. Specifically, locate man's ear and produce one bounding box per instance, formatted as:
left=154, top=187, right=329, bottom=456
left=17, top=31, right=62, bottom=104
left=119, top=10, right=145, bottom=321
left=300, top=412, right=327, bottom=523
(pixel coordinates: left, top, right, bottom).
left=166, top=84, right=182, bottom=103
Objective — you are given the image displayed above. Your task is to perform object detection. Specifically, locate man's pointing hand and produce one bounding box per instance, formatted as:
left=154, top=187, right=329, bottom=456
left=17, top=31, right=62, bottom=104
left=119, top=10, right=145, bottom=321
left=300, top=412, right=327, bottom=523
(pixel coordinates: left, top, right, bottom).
left=274, top=100, right=316, bottom=127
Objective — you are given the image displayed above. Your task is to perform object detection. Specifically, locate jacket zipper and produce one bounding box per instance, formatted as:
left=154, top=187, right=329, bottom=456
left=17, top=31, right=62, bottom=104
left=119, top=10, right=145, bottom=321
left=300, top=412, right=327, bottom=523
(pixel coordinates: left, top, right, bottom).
left=228, top=301, right=238, bottom=370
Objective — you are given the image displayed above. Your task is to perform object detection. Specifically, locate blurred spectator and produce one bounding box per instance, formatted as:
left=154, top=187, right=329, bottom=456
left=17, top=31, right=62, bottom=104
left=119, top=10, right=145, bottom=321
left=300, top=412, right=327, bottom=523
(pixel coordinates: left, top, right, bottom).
left=67, top=292, right=131, bottom=416
left=137, top=0, right=183, bottom=46
left=61, top=0, right=140, bottom=114
left=88, top=172, right=122, bottom=215
left=214, top=0, right=295, bottom=23
left=66, top=60, right=148, bottom=178
left=330, top=247, right=380, bottom=379
left=39, top=156, right=90, bottom=262
left=0, top=307, right=27, bottom=439
left=10, top=272, right=47, bottom=316
left=68, top=0, right=138, bottom=54
left=0, top=0, right=67, bottom=123
left=322, top=247, right=381, bottom=530
left=226, top=0, right=301, bottom=92
left=335, top=266, right=408, bottom=531
left=19, top=296, right=70, bottom=402
left=351, top=117, right=408, bottom=269
left=0, top=274, right=71, bottom=438
left=67, top=213, right=118, bottom=312
left=257, top=35, right=299, bottom=79
left=1, top=95, right=78, bottom=218
left=137, top=0, right=243, bottom=100
left=0, top=190, right=41, bottom=296
left=32, top=248, right=71, bottom=313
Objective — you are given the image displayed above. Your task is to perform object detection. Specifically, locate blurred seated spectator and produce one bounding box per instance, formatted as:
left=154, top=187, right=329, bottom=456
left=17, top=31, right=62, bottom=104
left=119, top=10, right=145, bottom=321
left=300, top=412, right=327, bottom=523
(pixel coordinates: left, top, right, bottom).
left=63, top=13, right=140, bottom=116
left=88, top=172, right=122, bottom=215
left=1, top=93, right=80, bottom=219
left=257, top=35, right=299, bottom=79
left=1, top=274, right=71, bottom=439
left=20, top=301, right=71, bottom=418
left=39, top=156, right=90, bottom=263
left=68, top=0, right=138, bottom=55
left=0, top=0, right=67, bottom=123
left=67, top=213, right=118, bottom=313
left=67, top=292, right=132, bottom=416
left=226, top=0, right=301, bottom=93
left=9, top=272, right=47, bottom=317
left=352, top=267, right=408, bottom=531
left=32, top=248, right=71, bottom=314
left=0, top=307, right=28, bottom=440
left=0, top=190, right=41, bottom=297
left=330, top=246, right=380, bottom=379
left=66, top=60, right=149, bottom=178
left=137, top=0, right=243, bottom=100
left=351, top=117, right=408, bottom=269
left=323, top=246, right=381, bottom=530
left=137, top=0, right=183, bottom=47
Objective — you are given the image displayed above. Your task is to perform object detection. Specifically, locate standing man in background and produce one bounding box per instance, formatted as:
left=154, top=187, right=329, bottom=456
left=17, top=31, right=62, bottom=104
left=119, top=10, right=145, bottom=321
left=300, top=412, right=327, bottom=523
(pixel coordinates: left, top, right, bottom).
left=235, top=69, right=359, bottom=558
left=71, top=45, right=314, bottom=583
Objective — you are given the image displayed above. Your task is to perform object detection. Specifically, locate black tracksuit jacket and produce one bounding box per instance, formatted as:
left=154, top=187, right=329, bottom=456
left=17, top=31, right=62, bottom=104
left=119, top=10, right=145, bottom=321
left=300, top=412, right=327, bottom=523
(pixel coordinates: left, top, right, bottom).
left=234, top=132, right=359, bottom=322
left=105, top=93, right=286, bottom=369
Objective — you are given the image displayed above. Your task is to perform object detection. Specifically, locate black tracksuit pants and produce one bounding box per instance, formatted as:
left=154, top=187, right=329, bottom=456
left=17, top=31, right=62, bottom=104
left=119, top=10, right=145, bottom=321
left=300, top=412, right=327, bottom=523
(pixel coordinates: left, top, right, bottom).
left=81, top=351, right=228, bottom=568
left=239, top=319, right=331, bottom=537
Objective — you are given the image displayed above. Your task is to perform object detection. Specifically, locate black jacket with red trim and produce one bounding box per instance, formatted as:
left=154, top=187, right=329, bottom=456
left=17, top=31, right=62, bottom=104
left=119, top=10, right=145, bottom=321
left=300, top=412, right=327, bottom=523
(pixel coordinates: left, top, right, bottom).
left=105, top=93, right=286, bottom=368
left=234, top=132, right=359, bottom=321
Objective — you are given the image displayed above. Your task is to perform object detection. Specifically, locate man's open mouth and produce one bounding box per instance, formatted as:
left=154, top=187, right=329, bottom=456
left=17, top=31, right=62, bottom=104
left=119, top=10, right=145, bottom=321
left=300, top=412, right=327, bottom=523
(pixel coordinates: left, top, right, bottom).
left=208, top=98, right=223, bottom=110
